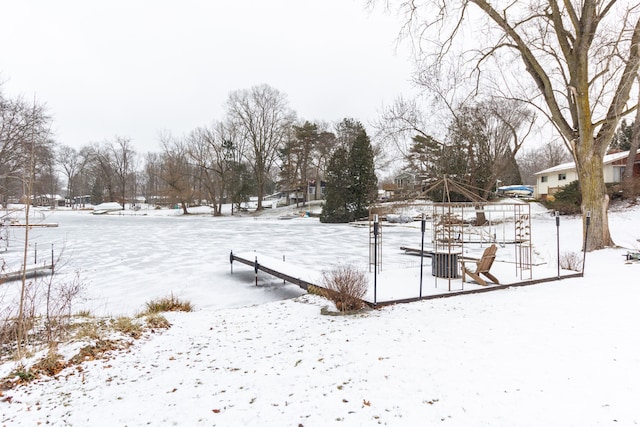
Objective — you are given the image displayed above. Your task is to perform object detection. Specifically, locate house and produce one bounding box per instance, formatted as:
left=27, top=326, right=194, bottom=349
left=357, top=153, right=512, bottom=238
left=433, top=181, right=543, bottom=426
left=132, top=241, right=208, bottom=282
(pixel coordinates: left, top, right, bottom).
left=394, top=172, right=418, bottom=193
left=379, top=172, right=420, bottom=200
left=306, top=180, right=325, bottom=201
left=534, top=149, right=640, bottom=199
left=32, top=194, right=65, bottom=207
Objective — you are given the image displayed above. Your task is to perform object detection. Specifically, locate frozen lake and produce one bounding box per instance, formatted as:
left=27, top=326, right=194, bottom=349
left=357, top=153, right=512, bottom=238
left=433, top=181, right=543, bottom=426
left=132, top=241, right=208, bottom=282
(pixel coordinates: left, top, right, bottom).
left=1, top=202, right=590, bottom=316
left=2, top=209, right=420, bottom=315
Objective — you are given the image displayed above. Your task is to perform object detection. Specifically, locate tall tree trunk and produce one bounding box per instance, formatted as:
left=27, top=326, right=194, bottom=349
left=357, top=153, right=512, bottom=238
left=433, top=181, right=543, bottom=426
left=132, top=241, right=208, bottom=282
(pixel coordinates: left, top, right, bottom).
left=256, top=172, right=264, bottom=210
left=574, top=139, right=614, bottom=250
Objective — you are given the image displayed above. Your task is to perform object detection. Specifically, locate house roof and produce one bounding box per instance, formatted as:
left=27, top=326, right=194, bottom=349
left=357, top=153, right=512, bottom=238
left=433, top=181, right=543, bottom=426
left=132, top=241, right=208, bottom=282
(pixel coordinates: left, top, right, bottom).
left=534, top=149, right=640, bottom=175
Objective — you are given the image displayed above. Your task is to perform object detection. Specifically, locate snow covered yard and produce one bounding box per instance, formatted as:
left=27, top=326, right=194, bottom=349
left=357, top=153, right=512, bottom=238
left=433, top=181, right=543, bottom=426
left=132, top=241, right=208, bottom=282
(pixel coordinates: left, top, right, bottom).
left=1, top=201, right=639, bottom=426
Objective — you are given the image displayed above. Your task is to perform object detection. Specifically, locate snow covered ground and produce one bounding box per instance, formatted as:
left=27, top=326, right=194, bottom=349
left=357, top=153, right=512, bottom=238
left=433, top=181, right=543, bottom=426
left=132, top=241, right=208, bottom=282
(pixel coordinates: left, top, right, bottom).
left=1, top=200, right=639, bottom=426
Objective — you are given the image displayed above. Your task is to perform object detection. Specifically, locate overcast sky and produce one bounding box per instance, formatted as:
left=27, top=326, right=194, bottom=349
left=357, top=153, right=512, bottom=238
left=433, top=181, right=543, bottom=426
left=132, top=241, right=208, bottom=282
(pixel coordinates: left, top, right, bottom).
left=1, top=0, right=416, bottom=153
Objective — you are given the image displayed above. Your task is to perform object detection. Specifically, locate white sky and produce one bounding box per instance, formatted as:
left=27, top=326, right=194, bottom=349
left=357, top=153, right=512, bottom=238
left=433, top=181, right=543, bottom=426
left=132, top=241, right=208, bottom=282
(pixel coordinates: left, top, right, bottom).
left=0, top=0, right=416, bottom=153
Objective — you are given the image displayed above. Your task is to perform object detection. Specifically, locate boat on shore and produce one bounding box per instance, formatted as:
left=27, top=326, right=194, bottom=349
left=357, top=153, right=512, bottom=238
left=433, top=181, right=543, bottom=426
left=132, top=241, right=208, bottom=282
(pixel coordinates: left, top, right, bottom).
left=91, top=202, right=123, bottom=215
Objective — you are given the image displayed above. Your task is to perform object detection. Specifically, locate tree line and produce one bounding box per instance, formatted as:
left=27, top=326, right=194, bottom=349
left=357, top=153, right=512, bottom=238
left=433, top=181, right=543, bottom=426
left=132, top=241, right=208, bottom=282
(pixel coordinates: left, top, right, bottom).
left=0, top=84, right=379, bottom=222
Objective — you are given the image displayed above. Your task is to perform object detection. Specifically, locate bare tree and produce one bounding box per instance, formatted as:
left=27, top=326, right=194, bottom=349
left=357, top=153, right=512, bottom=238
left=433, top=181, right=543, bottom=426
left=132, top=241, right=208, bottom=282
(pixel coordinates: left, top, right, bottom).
left=448, top=99, right=535, bottom=198
left=33, top=140, right=59, bottom=207
left=187, top=122, right=239, bottom=215
left=110, top=136, right=136, bottom=209
left=158, top=133, right=194, bottom=214
left=85, top=142, right=116, bottom=204
left=225, top=84, right=296, bottom=210
left=0, top=91, right=51, bottom=206
left=518, top=140, right=573, bottom=185
left=14, top=98, right=52, bottom=356
left=374, top=96, right=435, bottom=160
left=310, top=125, right=338, bottom=201
left=140, top=152, right=163, bottom=206
left=186, top=128, right=216, bottom=209
left=376, top=1, right=640, bottom=250
left=57, top=145, right=87, bottom=207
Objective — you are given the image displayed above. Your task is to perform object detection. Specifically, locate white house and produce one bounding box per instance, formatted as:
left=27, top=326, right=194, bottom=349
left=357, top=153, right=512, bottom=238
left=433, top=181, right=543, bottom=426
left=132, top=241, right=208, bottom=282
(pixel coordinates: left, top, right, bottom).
left=534, top=149, right=640, bottom=199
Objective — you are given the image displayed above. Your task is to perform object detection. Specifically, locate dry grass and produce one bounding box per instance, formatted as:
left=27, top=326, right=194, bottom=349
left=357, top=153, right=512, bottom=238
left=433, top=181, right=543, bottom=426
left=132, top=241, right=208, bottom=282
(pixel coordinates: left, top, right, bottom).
left=111, top=317, right=143, bottom=339
left=0, top=298, right=181, bottom=390
left=144, top=313, right=171, bottom=330
left=143, top=294, right=193, bottom=314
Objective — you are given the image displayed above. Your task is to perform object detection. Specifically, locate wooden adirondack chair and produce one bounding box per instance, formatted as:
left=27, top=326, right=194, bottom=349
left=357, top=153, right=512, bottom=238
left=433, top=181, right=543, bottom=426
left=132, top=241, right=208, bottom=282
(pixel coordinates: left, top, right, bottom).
left=460, top=244, right=500, bottom=286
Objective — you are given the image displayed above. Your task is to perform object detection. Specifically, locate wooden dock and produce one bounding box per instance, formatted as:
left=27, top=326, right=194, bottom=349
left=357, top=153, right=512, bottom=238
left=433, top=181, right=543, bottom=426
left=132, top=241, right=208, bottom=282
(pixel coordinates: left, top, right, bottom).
left=230, top=251, right=317, bottom=290
left=7, top=223, right=59, bottom=227
left=0, top=264, right=54, bottom=283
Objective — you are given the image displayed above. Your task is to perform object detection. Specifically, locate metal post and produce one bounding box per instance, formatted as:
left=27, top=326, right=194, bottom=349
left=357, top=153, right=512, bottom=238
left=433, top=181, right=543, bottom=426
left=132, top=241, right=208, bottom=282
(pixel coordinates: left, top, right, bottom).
left=419, top=212, right=426, bottom=299
left=556, top=211, right=560, bottom=279
left=373, top=214, right=379, bottom=305
left=582, top=211, right=591, bottom=276
left=34, top=242, right=37, bottom=264
left=229, top=251, right=234, bottom=274
left=51, top=243, right=54, bottom=273
left=254, top=256, right=259, bottom=286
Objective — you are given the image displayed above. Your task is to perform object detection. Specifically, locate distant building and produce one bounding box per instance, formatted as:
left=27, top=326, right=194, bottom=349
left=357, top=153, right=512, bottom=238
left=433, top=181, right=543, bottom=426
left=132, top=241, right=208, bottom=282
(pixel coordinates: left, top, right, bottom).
left=534, top=149, right=640, bottom=199
left=307, top=180, right=325, bottom=201
left=394, top=172, right=418, bottom=193
left=33, top=194, right=65, bottom=207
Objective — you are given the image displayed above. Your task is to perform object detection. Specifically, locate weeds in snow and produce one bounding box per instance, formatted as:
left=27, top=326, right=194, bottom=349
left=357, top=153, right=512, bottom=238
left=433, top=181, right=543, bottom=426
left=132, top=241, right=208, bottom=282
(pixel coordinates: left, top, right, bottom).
left=143, top=294, right=193, bottom=314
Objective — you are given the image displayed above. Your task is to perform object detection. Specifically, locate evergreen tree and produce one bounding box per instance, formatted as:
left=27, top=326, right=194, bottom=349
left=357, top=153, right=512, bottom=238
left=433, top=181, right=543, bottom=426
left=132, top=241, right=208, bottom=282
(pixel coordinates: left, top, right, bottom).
left=611, top=119, right=633, bottom=151
left=349, top=129, right=378, bottom=220
left=321, top=119, right=378, bottom=223
left=320, top=147, right=351, bottom=223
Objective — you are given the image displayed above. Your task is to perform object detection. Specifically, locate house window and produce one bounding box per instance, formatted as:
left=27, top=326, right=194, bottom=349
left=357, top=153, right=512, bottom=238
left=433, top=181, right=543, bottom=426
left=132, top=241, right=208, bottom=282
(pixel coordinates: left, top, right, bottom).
left=558, top=173, right=567, bottom=181
left=541, top=176, right=548, bottom=183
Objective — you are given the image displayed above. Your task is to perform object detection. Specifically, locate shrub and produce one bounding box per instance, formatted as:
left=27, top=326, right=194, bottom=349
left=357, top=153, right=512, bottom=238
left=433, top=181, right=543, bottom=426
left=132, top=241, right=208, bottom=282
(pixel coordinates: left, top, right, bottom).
left=545, top=180, right=581, bottom=215
left=143, top=294, right=193, bottom=314
left=321, top=265, right=368, bottom=312
left=560, top=251, right=583, bottom=271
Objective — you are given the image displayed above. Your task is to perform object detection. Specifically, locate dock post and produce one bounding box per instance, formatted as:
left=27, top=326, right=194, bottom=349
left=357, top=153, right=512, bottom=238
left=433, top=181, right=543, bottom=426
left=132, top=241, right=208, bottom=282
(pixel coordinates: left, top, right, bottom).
left=254, top=256, right=259, bottom=286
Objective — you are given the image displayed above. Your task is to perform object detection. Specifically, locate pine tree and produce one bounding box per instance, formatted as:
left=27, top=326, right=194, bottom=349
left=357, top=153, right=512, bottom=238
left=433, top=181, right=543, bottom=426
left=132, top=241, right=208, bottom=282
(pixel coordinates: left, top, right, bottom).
left=611, top=119, right=633, bottom=151
left=320, top=147, right=351, bottom=223
left=321, top=119, right=378, bottom=223
left=349, top=129, right=378, bottom=220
